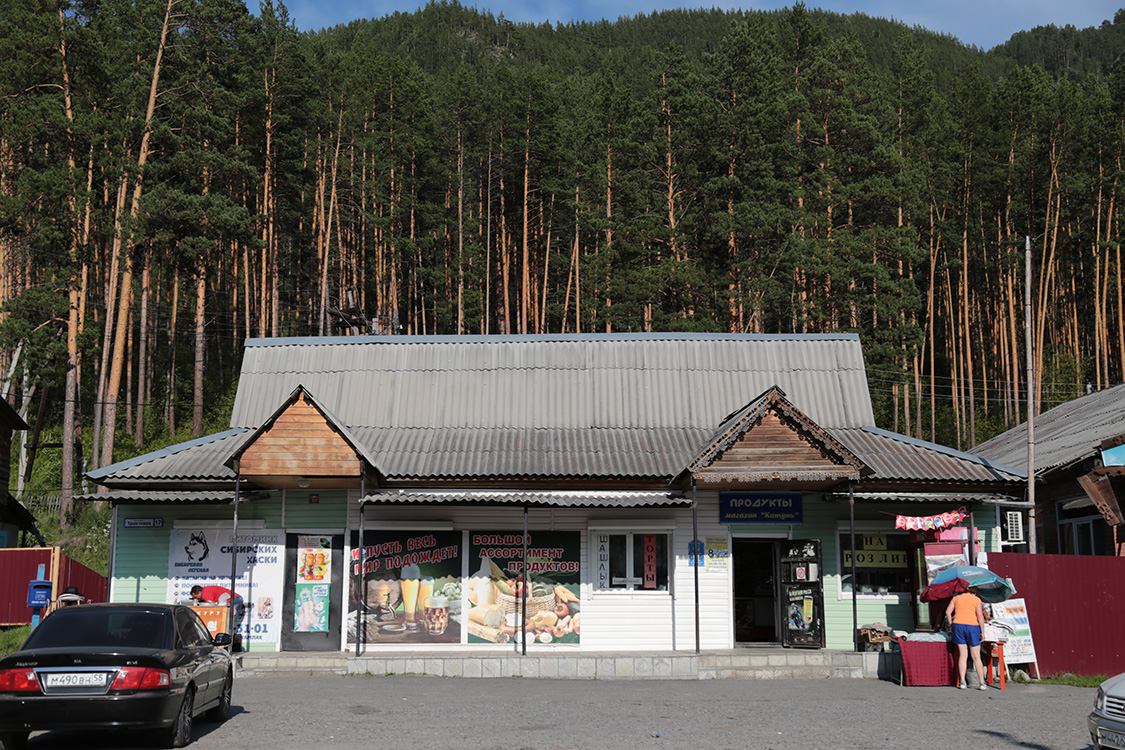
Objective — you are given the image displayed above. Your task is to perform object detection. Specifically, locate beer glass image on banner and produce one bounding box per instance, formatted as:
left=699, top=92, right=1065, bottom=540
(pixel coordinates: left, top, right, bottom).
left=348, top=530, right=462, bottom=645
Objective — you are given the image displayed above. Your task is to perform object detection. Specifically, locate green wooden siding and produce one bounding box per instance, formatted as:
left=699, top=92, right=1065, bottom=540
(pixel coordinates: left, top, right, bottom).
left=112, top=498, right=283, bottom=603
left=729, top=497, right=999, bottom=649
left=283, top=490, right=347, bottom=529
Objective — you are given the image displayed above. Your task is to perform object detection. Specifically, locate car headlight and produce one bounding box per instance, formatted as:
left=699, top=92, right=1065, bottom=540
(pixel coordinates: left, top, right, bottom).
left=1096, top=688, right=1106, bottom=712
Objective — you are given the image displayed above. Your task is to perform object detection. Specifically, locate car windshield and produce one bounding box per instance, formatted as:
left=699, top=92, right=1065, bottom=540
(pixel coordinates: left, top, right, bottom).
left=24, top=609, right=170, bottom=650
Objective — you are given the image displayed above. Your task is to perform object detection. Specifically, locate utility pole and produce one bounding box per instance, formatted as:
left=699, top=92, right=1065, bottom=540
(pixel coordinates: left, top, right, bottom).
left=1024, top=235, right=1037, bottom=553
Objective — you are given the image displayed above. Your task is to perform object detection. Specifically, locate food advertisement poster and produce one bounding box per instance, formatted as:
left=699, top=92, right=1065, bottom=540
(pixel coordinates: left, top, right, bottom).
left=294, top=535, right=331, bottom=632
left=167, top=528, right=283, bottom=645
left=348, top=530, right=462, bottom=645
left=467, top=531, right=580, bottom=646
left=990, top=598, right=1037, bottom=664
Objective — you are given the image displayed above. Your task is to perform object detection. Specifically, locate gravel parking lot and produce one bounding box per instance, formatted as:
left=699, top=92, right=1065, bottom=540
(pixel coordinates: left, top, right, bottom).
left=17, top=675, right=1096, bottom=750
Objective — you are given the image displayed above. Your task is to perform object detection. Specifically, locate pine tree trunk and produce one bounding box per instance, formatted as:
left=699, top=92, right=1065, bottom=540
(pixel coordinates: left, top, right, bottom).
left=193, top=259, right=205, bottom=436
left=134, top=254, right=150, bottom=446
left=166, top=270, right=179, bottom=436
left=521, top=112, right=530, bottom=335
left=457, top=123, right=465, bottom=334
left=99, top=0, right=179, bottom=469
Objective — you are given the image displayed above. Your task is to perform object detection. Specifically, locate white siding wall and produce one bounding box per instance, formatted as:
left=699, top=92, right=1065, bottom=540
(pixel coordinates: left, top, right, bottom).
left=671, top=493, right=733, bottom=651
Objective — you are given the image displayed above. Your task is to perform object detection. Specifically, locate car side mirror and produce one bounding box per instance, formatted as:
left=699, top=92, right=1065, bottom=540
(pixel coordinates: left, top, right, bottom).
left=213, top=632, right=233, bottom=647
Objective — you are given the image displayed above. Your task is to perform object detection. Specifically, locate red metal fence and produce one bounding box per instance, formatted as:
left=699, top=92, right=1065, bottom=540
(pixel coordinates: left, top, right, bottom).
left=989, top=552, right=1125, bottom=677
left=0, top=547, right=107, bottom=625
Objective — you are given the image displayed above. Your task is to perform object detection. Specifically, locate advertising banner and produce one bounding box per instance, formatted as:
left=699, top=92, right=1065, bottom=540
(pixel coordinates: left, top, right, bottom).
left=294, top=535, right=332, bottom=632
left=167, top=528, right=283, bottom=645
left=348, top=530, right=462, bottom=646
left=467, top=531, right=580, bottom=646
left=990, top=598, right=1037, bottom=664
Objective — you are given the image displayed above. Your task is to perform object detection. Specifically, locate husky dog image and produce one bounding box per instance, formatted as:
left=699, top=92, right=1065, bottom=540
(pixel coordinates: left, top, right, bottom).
left=185, top=531, right=210, bottom=562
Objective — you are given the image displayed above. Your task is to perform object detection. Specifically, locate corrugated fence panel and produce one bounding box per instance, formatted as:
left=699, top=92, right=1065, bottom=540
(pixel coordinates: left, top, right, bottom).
left=57, top=556, right=108, bottom=604
left=0, top=548, right=53, bottom=625
left=989, top=552, right=1125, bottom=677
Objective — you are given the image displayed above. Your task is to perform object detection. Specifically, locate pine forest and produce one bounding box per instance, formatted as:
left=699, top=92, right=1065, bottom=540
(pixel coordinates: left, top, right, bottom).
left=4, top=0, right=1125, bottom=514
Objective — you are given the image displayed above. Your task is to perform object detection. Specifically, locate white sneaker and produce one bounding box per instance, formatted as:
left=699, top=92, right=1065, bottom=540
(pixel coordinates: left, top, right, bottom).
left=958, top=682, right=967, bottom=689
left=979, top=683, right=988, bottom=690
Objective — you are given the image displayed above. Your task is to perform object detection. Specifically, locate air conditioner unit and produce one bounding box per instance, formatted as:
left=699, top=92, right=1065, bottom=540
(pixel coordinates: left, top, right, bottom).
left=1006, top=511, right=1025, bottom=542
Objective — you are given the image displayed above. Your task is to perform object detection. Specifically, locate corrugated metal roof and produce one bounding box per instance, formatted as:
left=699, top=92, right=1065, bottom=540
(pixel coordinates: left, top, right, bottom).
left=833, top=427, right=1026, bottom=483
left=72, top=489, right=253, bottom=503
left=90, top=334, right=1020, bottom=488
left=89, top=429, right=249, bottom=483
left=350, top=426, right=710, bottom=478
left=361, top=489, right=688, bottom=508
left=230, top=334, right=874, bottom=432
left=974, top=383, right=1125, bottom=473
left=828, top=491, right=1019, bottom=504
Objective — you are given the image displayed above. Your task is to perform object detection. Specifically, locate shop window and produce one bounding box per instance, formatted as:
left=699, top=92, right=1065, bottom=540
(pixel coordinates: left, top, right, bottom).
left=591, top=531, right=670, bottom=592
left=836, top=528, right=911, bottom=599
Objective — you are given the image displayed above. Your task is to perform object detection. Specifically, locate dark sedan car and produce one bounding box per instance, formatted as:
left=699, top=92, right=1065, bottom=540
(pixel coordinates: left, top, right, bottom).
left=0, top=603, right=233, bottom=749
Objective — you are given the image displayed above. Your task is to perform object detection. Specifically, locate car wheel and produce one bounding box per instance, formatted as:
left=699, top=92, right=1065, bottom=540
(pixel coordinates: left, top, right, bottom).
left=205, top=670, right=233, bottom=722
left=0, top=732, right=29, bottom=750
left=161, top=687, right=195, bottom=748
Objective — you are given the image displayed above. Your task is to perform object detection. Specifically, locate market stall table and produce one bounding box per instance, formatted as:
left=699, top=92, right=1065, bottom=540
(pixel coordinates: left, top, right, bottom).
left=897, top=636, right=955, bottom=687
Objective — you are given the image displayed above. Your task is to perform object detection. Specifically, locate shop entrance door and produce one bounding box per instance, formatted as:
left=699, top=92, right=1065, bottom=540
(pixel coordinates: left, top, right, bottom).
left=281, top=533, right=344, bottom=651
left=732, top=539, right=779, bottom=643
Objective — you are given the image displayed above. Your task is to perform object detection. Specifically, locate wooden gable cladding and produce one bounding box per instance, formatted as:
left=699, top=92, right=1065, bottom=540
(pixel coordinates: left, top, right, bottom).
left=238, top=395, right=362, bottom=484
left=693, top=410, right=859, bottom=488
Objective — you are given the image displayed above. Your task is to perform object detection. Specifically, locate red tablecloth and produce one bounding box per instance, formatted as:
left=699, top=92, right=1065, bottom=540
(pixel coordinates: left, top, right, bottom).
left=898, top=637, right=955, bottom=686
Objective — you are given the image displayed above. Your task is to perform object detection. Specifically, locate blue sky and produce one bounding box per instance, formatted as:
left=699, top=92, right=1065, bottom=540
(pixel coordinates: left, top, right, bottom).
left=281, top=0, right=1121, bottom=51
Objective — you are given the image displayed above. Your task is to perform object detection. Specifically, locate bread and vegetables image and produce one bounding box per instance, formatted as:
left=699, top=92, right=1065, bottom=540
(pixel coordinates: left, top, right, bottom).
left=470, top=556, right=580, bottom=643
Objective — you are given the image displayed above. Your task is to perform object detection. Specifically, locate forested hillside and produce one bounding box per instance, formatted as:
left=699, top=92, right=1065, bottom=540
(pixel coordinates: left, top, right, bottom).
left=2, top=0, right=1124, bottom=512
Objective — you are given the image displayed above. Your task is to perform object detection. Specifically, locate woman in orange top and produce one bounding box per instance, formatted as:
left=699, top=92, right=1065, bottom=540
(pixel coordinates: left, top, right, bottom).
left=945, top=586, right=990, bottom=690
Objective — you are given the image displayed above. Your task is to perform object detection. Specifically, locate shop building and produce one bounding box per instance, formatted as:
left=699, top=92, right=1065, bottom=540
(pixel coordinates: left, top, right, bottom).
left=86, top=333, right=1024, bottom=653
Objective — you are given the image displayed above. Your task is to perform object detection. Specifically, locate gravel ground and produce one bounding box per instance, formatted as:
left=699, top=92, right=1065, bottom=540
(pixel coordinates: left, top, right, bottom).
left=17, top=675, right=1096, bottom=750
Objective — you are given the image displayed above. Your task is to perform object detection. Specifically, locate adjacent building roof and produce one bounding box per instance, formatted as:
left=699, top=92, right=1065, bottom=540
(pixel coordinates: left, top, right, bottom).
left=974, top=382, right=1125, bottom=474
left=0, top=493, right=43, bottom=542
left=0, top=398, right=28, bottom=431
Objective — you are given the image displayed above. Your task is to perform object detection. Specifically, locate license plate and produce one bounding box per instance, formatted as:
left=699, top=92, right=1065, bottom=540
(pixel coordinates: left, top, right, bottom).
left=44, top=672, right=109, bottom=688
left=1099, top=728, right=1125, bottom=749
